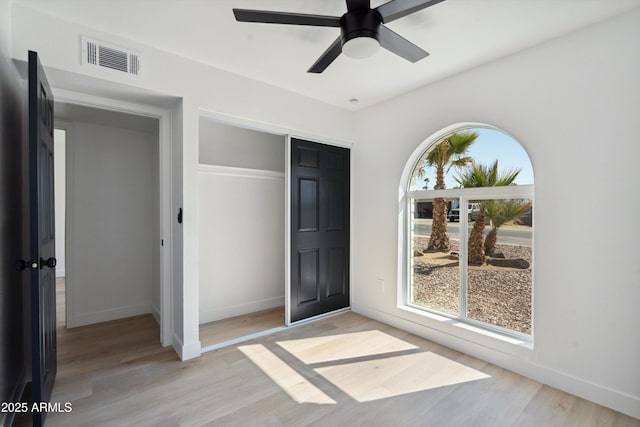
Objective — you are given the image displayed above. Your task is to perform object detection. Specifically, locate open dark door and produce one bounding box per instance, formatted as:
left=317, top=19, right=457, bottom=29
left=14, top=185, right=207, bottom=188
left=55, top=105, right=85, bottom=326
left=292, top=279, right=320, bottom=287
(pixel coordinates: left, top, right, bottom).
left=28, top=50, right=57, bottom=426
left=290, top=138, right=349, bottom=323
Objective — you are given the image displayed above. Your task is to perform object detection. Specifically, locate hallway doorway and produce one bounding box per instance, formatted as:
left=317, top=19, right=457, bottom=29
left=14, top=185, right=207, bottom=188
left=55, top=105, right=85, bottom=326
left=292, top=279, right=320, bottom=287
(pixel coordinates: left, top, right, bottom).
left=55, top=104, right=163, bottom=343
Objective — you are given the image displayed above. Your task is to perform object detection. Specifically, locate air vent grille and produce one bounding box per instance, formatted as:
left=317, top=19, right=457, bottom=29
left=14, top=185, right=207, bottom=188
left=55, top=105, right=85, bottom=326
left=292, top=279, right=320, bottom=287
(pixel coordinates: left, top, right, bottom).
left=87, top=41, right=97, bottom=65
left=82, top=37, right=142, bottom=77
left=129, top=53, right=140, bottom=75
left=98, top=46, right=128, bottom=72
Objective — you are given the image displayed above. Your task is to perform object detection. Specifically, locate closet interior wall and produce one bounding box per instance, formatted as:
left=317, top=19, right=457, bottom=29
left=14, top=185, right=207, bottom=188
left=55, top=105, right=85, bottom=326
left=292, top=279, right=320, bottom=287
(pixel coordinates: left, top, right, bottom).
left=198, top=119, right=286, bottom=324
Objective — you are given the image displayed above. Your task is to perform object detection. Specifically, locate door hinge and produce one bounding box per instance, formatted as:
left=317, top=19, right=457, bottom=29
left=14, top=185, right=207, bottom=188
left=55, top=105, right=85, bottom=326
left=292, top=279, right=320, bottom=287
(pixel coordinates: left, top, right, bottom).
left=16, top=257, right=56, bottom=271
left=16, top=259, right=39, bottom=271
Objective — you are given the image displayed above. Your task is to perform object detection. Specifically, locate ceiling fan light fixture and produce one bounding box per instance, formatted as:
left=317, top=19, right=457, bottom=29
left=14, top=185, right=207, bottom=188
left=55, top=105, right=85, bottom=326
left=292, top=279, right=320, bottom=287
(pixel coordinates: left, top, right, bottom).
left=342, top=36, right=380, bottom=59
left=234, top=0, right=440, bottom=73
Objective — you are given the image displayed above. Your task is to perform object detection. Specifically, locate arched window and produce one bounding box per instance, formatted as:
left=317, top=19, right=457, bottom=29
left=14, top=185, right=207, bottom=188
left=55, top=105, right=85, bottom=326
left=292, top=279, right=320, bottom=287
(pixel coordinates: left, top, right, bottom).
left=403, top=124, right=533, bottom=337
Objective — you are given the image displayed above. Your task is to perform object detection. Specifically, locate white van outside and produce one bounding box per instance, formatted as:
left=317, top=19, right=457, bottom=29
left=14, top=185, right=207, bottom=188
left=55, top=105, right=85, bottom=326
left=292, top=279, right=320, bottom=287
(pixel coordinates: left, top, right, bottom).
left=447, top=203, right=481, bottom=222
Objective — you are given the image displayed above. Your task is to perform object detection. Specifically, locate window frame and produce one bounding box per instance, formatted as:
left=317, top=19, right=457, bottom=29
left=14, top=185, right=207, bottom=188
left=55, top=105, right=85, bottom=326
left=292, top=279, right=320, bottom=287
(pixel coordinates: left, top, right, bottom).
left=403, top=144, right=534, bottom=342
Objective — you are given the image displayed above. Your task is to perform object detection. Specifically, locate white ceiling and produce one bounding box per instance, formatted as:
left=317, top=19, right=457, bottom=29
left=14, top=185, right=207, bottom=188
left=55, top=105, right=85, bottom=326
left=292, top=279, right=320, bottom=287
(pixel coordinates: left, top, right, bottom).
left=14, top=0, right=640, bottom=110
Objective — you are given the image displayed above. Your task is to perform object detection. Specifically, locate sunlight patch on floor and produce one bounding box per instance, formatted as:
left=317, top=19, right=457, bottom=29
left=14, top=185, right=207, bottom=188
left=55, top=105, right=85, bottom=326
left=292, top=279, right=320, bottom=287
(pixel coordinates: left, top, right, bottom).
left=315, top=351, right=490, bottom=402
left=238, top=344, right=336, bottom=405
left=276, top=330, right=418, bottom=364
left=240, top=331, right=490, bottom=405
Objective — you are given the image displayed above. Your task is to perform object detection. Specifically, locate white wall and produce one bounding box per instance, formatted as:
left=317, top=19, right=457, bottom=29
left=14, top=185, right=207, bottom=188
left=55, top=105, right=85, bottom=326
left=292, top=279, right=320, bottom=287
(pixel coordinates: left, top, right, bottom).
left=198, top=167, right=285, bottom=324
left=67, top=121, right=156, bottom=326
left=10, top=4, right=354, bottom=359
left=53, top=129, right=66, bottom=277
left=198, top=121, right=285, bottom=324
left=0, top=1, right=10, bottom=58
left=171, top=100, right=186, bottom=355
left=199, top=119, right=285, bottom=172
left=351, top=9, right=640, bottom=418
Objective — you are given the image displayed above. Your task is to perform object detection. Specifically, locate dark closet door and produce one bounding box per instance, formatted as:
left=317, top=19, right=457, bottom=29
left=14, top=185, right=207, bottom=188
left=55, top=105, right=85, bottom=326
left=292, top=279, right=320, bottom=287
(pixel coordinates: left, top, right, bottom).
left=28, top=50, right=57, bottom=427
left=290, top=138, right=350, bottom=323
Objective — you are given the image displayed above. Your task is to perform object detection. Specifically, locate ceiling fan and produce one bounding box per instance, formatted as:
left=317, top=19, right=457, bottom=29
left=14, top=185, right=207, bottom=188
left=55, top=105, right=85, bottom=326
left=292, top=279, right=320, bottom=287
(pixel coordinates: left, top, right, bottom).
left=233, top=0, right=445, bottom=73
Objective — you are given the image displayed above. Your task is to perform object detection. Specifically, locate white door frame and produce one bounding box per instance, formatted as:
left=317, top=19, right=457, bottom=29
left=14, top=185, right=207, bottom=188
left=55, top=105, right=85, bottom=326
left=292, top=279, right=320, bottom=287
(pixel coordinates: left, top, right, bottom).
left=54, top=89, right=173, bottom=346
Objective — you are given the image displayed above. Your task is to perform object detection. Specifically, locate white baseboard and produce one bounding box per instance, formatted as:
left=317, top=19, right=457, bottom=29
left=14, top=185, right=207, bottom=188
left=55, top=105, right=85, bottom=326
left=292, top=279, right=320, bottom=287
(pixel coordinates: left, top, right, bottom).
left=172, top=333, right=183, bottom=360
left=173, top=333, right=201, bottom=361
left=352, top=303, right=640, bottom=419
left=71, top=303, right=151, bottom=327
left=151, top=302, right=160, bottom=325
left=199, top=296, right=285, bottom=324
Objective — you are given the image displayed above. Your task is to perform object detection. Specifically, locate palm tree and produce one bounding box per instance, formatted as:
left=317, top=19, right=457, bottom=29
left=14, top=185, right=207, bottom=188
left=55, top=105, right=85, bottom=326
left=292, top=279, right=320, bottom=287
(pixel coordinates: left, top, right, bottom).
left=419, top=131, right=478, bottom=252
left=454, top=160, right=521, bottom=265
left=483, top=200, right=531, bottom=256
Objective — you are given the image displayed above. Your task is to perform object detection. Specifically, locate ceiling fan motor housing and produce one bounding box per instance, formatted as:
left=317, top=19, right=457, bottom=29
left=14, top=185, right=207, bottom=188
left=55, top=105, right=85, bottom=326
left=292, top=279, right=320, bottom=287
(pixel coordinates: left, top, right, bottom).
left=340, top=9, right=382, bottom=45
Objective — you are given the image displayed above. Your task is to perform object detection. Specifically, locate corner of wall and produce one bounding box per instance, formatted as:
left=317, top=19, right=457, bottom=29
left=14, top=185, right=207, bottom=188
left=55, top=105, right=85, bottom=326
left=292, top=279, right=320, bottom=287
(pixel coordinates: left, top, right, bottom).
left=173, top=333, right=201, bottom=361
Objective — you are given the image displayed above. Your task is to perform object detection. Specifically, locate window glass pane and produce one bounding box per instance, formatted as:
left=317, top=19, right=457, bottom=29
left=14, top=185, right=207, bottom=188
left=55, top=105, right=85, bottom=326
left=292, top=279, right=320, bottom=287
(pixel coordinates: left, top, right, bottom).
left=410, top=198, right=459, bottom=316
left=466, top=198, right=533, bottom=334
left=406, top=125, right=534, bottom=337
left=411, top=128, right=533, bottom=191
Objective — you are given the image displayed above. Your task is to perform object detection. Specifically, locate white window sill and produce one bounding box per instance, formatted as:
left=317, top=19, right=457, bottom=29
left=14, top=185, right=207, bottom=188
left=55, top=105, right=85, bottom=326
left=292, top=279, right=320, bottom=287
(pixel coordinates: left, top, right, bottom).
left=398, top=304, right=534, bottom=350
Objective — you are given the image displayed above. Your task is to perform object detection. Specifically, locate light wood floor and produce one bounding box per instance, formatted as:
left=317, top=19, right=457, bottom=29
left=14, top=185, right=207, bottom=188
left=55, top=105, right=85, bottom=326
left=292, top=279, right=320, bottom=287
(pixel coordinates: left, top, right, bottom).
left=199, top=306, right=285, bottom=348
left=35, top=280, right=640, bottom=426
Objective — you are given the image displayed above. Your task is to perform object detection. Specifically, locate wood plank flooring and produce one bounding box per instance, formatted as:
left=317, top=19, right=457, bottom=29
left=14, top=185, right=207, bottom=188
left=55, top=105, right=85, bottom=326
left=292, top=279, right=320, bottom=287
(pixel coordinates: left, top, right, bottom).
left=199, top=306, right=285, bottom=348
left=24, top=280, right=640, bottom=426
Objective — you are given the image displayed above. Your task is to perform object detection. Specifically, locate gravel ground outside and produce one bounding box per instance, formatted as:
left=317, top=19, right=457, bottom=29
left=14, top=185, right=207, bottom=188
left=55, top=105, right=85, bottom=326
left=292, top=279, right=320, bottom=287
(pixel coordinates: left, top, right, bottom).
left=412, top=236, right=532, bottom=334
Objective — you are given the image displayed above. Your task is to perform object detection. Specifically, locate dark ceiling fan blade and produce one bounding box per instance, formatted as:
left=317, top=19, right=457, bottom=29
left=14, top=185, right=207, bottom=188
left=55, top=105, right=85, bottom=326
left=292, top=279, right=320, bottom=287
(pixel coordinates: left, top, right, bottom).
left=376, top=0, right=445, bottom=24
left=233, top=9, right=341, bottom=27
left=378, top=25, right=428, bottom=62
left=346, top=0, right=371, bottom=12
left=307, top=37, right=343, bottom=73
